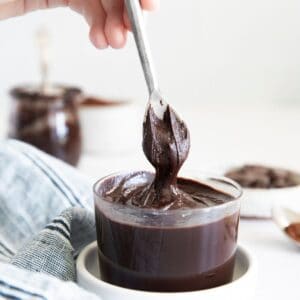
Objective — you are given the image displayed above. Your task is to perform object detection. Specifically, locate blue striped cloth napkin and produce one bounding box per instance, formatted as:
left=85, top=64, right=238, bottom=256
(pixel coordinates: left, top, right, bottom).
left=0, top=140, right=102, bottom=300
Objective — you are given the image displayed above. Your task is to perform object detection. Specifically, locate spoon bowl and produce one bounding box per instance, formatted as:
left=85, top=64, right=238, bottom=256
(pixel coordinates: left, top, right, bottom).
left=272, top=205, right=300, bottom=247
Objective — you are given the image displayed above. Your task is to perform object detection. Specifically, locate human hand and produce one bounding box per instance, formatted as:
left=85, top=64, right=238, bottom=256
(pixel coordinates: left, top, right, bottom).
left=0, top=0, right=159, bottom=49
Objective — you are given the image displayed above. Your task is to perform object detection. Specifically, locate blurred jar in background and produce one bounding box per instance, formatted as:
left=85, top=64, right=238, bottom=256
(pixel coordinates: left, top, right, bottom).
left=8, top=85, right=82, bottom=166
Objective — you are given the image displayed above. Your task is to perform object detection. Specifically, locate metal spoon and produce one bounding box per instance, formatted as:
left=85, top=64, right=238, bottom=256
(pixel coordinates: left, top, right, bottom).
left=124, top=0, right=191, bottom=203
left=272, top=205, right=300, bottom=247
left=125, top=0, right=167, bottom=117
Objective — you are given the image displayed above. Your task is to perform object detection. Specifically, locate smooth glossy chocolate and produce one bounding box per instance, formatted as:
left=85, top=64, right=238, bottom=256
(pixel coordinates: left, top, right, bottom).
left=103, top=172, right=234, bottom=210
left=136, top=102, right=190, bottom=208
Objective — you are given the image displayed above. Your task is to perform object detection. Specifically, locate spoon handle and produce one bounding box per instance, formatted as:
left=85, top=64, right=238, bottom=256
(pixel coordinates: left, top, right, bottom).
left=125, top=0, right=158, bottom=95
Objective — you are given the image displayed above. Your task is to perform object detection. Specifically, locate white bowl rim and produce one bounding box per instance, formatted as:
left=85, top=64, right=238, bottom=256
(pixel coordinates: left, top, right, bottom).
left=76, top=241, right=257, bottom=296
left=219, top=163, right=300, bottom=192
left=209, top=163, right=300, bottom=218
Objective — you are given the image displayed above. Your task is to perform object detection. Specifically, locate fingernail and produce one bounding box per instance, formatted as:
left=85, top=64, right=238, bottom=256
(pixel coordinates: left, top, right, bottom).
left=112, top=27, right=126, bottom=49
left=97, top=34, right=108, bottom=49
left=93, top=34, right=107, bottom=49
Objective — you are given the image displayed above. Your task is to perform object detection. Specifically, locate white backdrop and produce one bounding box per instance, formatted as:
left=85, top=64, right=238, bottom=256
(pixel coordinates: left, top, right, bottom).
left=1, top=0, right=300, bottom=106
left=1, top=5, right=300, bottom=299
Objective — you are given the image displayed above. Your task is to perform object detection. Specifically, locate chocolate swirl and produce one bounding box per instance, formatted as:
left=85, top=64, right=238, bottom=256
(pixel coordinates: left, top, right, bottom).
left=142, top=101, right=190, bottom=207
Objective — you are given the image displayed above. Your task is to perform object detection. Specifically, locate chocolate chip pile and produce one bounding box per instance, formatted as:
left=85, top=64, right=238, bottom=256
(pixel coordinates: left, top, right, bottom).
left=225, top=165, right=300, bottom=189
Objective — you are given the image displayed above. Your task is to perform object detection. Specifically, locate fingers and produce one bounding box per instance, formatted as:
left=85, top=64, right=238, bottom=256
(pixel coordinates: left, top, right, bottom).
left=46, top=0, right=68, bottom=9
left=101, top=0, right=159, bottom=48
left=101, top=0, right=127, bottom=49
left=123, top=8, right=131, bottom=31
left=122, top=0, right=159, bottom=31
left=70, top=0, right=159, bottom=49
left=88, top=1, right=108, bottom=49
left=0, top=0, right=24, bottom=20
left=90, top=22, right=109, bottom=49
left=86, top=0, right=108, bottom=49
left=69, top=0, right=108, bottom=49
left=0, top=0, right=159, bottom=49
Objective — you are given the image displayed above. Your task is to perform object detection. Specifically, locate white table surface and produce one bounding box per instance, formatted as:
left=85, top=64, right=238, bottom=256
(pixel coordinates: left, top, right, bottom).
left=78, top=103, right=300, bottom=300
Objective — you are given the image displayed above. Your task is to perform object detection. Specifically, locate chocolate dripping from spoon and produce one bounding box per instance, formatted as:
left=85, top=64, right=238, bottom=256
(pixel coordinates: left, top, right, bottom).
left=125, top=0, right=191, bottom=207
left=142, top=95, right=190, bottom=207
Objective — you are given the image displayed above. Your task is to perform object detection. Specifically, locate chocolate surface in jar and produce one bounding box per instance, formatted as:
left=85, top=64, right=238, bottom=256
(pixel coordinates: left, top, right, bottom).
left=9, top=85, right=82, bottom=166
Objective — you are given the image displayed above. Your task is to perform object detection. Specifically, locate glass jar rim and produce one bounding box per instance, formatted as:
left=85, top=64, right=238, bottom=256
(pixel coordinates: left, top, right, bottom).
left=93, top=170, right=243, bottom=217
left=10, top=84, right=82, bottom=102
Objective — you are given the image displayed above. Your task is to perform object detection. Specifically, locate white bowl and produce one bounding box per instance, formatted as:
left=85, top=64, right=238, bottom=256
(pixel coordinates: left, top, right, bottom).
left=213, top=163, right=300, bottom=219
left=79, top=101, right=142, bottom=155
left=76, top=241, right=257, bottom=300
left=238, top=185, right=300, bottom=219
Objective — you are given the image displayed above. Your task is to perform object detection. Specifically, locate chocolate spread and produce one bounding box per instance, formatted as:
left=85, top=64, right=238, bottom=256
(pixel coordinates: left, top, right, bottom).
left=104, top=101, right=235, bottom=209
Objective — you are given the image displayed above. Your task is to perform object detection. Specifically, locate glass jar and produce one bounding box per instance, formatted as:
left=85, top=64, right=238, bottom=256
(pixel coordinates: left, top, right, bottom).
left=94, top=170, right=242, bottom=292
left=8, top=85, right=82, bottom=166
